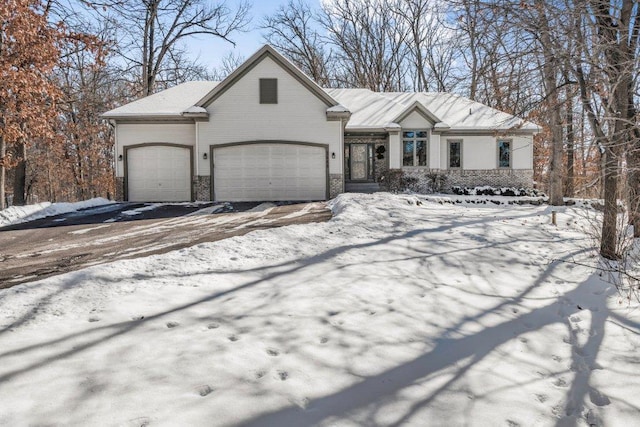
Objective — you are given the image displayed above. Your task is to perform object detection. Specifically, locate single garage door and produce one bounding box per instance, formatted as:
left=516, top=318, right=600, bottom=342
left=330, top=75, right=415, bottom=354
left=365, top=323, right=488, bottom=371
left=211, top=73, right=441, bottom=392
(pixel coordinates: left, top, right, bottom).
left=127, top=145, right=192, bottom=202
left=213, top=143, right=327, bottom=201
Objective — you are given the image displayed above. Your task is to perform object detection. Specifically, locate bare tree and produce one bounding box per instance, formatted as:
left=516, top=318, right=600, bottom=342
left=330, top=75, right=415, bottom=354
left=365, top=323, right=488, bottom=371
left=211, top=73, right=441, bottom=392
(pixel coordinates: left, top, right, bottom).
left=392, top=0, right=462, bottom=92
left=210, top=51, right=244, bottom=80
left=93, top=0, right=250, bottom=96
left=569, top=0, right=639, bottom=257
left=262, top=0, right=332, bottom=86
left=319, top=0, right=410, bottom=91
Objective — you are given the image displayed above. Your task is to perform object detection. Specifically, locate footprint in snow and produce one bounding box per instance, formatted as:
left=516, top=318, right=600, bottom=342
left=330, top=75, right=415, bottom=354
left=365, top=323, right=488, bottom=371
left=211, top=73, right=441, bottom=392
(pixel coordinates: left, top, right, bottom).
left=255, top=370, right=267, bottom=379
left=207, top=322, right=220, bottom=329
left=166, top=321, right=179, bottom=329
left=553, top=378, right=568, bottom=388
left=88, top=317, right=100, bottom=323
left=196, top=385, right=214, bottom=397
left=266, top=348, right=279, bottom=357
left=535, top=393, right=548, bottom=403
left=228, top=335, right=239, bottom=342
left=506, top=420, right=520, bottom=427
left=320, top=337, right=329, bottom=344
left=127, top=417, right=151, bottom=427
left=277, top=370, right=289, bottom=381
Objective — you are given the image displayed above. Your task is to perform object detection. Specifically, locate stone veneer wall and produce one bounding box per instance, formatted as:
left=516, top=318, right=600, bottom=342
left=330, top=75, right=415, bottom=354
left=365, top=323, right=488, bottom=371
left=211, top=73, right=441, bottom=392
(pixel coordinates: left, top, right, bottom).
left=392, top=168, right=534, bottom=194
left=329, top=174, right=344, bottom=198
left=194, top=176, right=211, bottom=201
left=115, top=177, right=125, bottom=201
left=445, top=169, right=534, bottom=189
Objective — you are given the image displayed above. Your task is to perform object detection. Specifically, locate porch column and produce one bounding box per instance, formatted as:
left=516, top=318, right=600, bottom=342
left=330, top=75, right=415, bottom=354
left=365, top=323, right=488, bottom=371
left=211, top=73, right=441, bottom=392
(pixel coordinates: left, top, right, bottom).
left=429, top=131, right=441, bottom=169
left=388, top=130, right=401, bottom=169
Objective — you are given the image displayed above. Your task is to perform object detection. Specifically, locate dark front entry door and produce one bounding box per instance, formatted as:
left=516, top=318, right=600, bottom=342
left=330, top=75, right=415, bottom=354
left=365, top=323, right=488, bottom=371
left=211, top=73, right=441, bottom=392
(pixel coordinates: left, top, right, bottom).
left=349, top=144, right=371, bottom=181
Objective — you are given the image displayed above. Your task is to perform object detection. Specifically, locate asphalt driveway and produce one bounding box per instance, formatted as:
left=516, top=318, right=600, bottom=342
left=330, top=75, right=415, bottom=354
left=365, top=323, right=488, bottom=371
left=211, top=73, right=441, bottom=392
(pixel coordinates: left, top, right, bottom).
left=0, top=201, right=332, bottom=288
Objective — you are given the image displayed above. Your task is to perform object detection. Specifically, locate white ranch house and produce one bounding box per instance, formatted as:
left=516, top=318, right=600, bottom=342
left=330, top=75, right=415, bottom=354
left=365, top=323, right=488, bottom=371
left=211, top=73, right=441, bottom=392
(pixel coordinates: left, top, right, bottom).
left=103, top=45, right=538, bottom=203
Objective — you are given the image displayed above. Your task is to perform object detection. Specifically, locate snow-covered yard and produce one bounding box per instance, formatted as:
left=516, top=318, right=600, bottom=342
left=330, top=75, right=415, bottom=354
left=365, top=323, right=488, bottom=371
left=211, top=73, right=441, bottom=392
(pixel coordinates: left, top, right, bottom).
left=0, top=193, right=638, bottom=426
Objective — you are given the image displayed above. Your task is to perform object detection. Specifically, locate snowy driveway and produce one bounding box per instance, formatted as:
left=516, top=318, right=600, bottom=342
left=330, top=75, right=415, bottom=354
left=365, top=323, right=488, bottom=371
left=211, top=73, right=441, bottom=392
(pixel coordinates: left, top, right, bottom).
left=0, top=202, right=331, bottom=287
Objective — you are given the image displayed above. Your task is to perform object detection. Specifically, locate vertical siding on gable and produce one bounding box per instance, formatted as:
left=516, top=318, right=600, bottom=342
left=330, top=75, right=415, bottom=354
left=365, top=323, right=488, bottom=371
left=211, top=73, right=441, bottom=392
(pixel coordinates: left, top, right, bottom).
left=115, top=123, right=195, bottom=177
left=198, top=56, right=342, bottom=175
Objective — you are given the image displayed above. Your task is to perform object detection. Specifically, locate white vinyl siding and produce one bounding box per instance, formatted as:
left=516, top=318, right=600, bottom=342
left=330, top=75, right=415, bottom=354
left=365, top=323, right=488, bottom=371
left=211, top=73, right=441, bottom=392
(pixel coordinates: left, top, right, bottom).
left=198, top=56, right=341, bottom=176
left=213, top=143, right=326, bottom=201
left=116, top=123, right=195, bottom=177
left=438, top=134, right=533, bottom=170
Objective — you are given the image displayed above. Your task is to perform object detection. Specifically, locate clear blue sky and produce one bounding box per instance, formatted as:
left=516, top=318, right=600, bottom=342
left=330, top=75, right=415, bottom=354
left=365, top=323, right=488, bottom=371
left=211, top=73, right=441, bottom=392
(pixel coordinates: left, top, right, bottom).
left=188, top=0, right=319, bottom=70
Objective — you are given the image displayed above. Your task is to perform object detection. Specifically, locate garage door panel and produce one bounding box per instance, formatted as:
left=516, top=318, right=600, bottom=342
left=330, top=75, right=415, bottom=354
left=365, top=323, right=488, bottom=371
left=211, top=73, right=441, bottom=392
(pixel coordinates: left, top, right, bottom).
left=213, top=143, right=327, bottom=202
left=127, top=145, right=191, bottom=202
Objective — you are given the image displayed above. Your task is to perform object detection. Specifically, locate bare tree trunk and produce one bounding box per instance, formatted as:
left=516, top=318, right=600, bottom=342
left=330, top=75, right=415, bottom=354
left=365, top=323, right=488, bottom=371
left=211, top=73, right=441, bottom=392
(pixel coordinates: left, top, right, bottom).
left=535, top=0, right=564, bottom=205
left=627, top=128, right=640, bottom=237
left=0, top=135, right=5, bottom=210
left=12, top=141, right=27, bottom=205
left=601, top=144, right=619, bottom=259
left=565, top=87, right=575, bottom=197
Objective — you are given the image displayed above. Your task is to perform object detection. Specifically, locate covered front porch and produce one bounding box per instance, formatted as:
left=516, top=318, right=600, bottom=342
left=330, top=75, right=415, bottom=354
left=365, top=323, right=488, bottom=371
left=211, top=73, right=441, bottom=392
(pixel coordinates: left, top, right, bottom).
left=344, top=133, right=388, bottom=193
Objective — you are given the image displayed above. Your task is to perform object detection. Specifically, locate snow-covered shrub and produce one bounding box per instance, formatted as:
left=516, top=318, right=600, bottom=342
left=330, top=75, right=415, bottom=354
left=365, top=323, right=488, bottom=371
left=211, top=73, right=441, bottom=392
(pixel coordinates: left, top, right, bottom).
left=451, top=186, right=544, bottom=197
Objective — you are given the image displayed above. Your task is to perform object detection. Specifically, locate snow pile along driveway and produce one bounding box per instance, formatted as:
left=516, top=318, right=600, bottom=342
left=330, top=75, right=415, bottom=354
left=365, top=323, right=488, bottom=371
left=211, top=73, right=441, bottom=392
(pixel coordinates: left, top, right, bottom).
left=0, top=193, right=638, bottom=426
left=0, top=197, right=114, bottom=227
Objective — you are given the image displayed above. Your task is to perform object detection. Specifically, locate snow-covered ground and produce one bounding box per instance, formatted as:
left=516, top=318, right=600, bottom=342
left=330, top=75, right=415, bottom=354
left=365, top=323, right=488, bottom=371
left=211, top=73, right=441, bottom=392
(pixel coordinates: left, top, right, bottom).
left=0, top=198, right=114, bottom=227
left=0, top=193, right=638, bottom=426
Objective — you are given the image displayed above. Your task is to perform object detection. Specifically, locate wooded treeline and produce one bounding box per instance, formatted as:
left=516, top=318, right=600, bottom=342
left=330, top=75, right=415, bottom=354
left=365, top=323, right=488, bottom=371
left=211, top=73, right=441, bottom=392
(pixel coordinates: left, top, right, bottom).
left=1, top=0, right=638, bottom=259
left=0, top=0, right=250, bottom=208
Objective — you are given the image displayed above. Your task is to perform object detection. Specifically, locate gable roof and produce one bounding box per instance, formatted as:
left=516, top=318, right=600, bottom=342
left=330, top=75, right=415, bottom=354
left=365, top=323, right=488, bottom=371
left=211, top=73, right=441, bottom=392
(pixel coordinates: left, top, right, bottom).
left=326, top=88, right=539, bottom=132
left=102, top=81, right=219, bottom=120
left=102, top=44, right=537, bottom=132
left=393, top=100, right=447, bottom=128
left=196, top=44, right=339, bottom=108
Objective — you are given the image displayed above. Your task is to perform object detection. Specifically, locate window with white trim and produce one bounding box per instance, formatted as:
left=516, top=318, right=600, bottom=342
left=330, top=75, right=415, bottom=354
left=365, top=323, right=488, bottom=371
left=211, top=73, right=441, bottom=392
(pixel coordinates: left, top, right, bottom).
left=402, top=130, right=428, bottom=167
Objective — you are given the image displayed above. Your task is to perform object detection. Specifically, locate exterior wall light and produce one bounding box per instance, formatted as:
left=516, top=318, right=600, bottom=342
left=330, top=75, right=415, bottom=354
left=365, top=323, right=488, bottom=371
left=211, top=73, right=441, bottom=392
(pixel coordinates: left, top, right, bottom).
left=203, top=153, right=208, bottom=160
left=331, top=152, right=336, bottom=159
left=118, top=154, right=123, bottom=161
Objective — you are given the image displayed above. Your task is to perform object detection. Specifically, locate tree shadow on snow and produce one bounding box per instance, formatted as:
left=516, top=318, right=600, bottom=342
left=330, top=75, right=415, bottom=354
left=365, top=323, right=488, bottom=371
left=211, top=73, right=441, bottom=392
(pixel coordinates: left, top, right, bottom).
left=0, top=208, right=637, bottom=426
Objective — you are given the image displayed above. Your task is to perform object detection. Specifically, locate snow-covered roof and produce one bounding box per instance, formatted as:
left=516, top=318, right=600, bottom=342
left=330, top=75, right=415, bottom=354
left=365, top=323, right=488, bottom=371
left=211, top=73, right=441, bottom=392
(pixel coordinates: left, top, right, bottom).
left=102, top=79, right=537, bottom=133
left=326, top=88, right=539, bottom=132
left=102, top=81, right=220, bottom=119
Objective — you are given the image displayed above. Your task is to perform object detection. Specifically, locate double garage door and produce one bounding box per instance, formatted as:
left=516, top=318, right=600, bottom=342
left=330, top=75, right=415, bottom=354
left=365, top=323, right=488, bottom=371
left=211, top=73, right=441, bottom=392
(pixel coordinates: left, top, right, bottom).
left=213, top=143, right=327, bottom=201
left=126, top=143, right=327, bottom=202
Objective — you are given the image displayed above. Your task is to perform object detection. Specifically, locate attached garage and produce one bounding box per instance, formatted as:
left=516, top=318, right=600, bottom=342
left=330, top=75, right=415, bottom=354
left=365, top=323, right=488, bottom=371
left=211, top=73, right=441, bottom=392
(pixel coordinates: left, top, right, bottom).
left=125, top=144, right=193, bottom=202
left=212, top=142, right=328, bottom=202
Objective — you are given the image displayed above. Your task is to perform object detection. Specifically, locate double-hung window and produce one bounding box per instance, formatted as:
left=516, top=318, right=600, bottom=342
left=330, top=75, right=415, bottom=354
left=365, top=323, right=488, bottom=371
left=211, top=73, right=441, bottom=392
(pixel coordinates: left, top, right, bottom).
left=403, top=130, right=428, bottom=167
left=497, top=139, right=511, bottom=168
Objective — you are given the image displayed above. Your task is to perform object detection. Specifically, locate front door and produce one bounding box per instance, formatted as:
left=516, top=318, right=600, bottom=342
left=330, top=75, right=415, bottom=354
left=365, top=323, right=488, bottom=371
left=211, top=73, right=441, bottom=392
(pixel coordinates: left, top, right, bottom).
left=349, top=144, right=370, bottom=181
